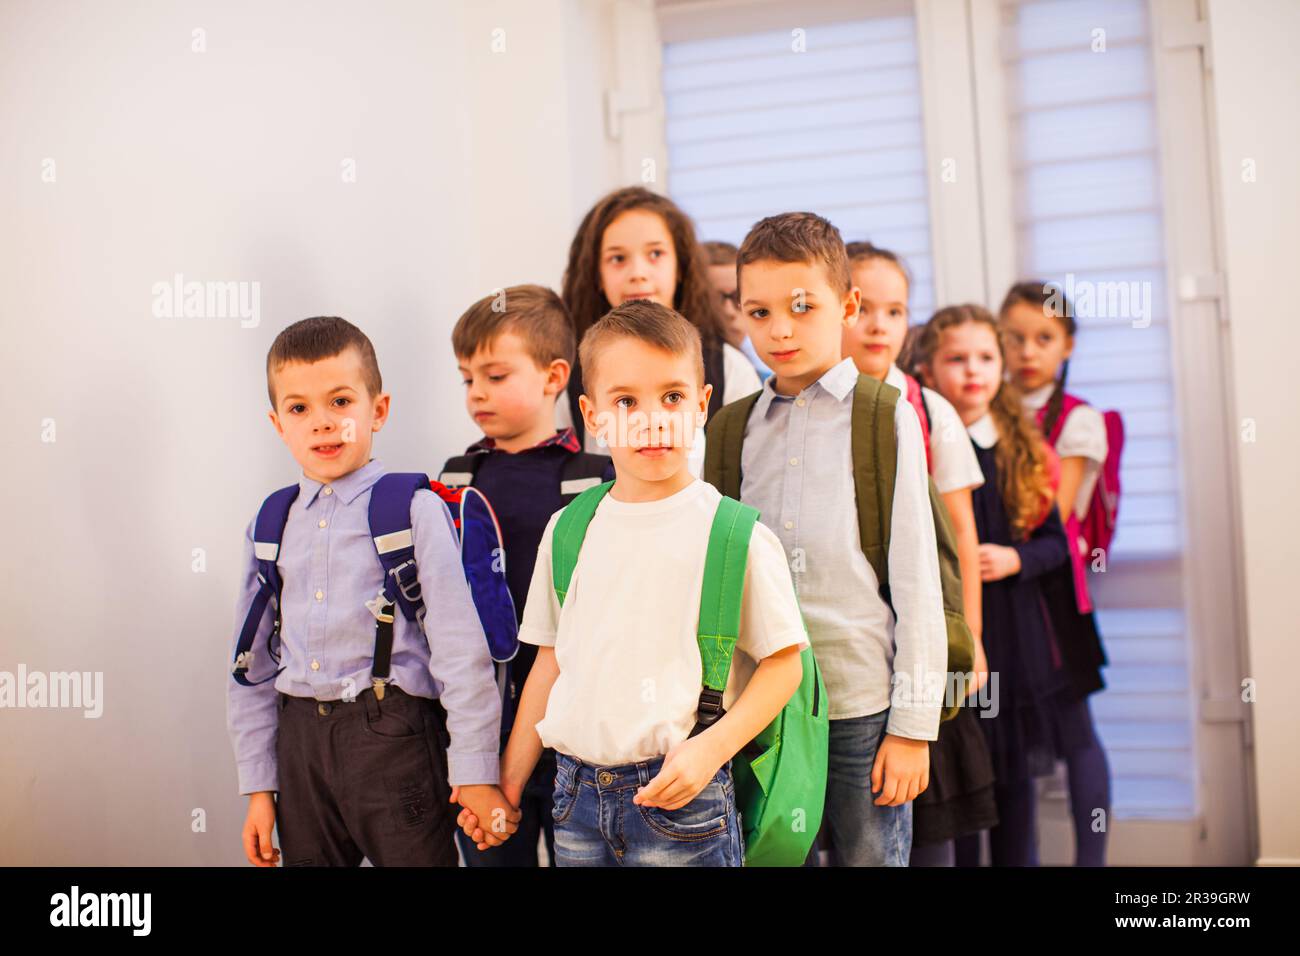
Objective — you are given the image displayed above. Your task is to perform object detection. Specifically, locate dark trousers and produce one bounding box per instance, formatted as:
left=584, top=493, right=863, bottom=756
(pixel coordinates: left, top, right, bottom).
left=455, top=749, right=557, bottom=867
left=274, top=685, right=458, bottom=866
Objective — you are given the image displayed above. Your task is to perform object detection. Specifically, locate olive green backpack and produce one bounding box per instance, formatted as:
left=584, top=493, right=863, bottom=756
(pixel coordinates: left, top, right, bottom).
left=551, top=481, right=828, bottom=866
left=703, top=374, right=974, bottom=723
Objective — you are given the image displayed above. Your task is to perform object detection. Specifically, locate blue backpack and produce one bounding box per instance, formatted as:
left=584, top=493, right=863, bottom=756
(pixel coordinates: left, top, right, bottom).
left=230, top=474, right=518, bottom=700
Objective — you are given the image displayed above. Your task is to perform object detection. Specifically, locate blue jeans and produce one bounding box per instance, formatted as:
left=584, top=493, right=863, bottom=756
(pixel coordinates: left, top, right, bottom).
left=551, top=752, right=743, bottom=866
left=823, top=708, right=913, bottom=866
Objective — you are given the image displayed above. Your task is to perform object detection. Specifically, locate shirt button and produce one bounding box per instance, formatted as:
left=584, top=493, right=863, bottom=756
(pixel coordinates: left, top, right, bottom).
left=789, top=457, right=799, bottom=466
left=318, top=519, right=327, bottom=528
left=310, top=659, right=320, bottom=671
left=795, top=398, right=806, bottom=407
left=323, top=487, right=333, bottom=496
left=784, top=521, right=794, bottom=530
left=315, top=590, right=324, bottom=601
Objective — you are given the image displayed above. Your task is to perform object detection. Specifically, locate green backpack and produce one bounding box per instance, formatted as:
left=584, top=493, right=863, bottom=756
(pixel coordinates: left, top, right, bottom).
left=551, top=481, right=828, bottom=867
left=703, top=373, right=975, bottom=723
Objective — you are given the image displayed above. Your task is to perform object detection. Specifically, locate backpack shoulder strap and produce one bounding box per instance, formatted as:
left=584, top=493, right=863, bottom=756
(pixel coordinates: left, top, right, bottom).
left=690, top=496, right=760, bottom=735
left=702, top=389, right=763, bottom=499
left=232, top=484, right=299, bottom=685
left=368, top=473, right=432, bottom=622
left=439, top=453, right=483, bottom=489
left=551, top=480, right=615, bottom=606
left=365, top=472, right=432, bottom=699
left=850, top=374, right=899, bottom=605
left=559, top=452, right=614, bottom=502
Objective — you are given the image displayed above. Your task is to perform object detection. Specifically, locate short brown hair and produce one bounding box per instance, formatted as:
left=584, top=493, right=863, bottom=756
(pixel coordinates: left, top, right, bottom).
left=702, top=240, right=738, bottom=267
left=738, top=212, right=851, bottom=295
left=577, top=299, right=704, bottom=395
left=266, top=316, right=381, bottom=408
left=452, top=284, right=575, bottom=369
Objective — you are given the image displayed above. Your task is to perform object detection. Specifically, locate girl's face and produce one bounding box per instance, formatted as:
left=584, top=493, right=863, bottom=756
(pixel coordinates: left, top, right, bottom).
left=842, top=257, right=909, bottom=380
left=922, top=321, right=1003, bottom=424
left=1000, top=300, right=1073, bottom=392
left=598, top=209, right=678, bottom=310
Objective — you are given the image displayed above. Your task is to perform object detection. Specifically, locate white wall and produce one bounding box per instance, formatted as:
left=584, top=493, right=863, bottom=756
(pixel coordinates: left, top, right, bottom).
left=0, top=0, right=634, bottom=864
left=1205, top=0, right=1300, bottom=866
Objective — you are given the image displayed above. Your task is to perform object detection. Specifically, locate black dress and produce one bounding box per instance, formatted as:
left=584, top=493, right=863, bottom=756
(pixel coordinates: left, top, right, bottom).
left=967, top=439, right=1071, bottom=786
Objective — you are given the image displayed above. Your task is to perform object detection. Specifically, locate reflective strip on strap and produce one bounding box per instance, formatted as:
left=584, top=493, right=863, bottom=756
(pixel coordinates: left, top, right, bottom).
left=560, top=476, right=602, bottom=496
left=373, top=528, right=413, bottom=555
left=253, top=542, right=279, bottom=561
left=439, top=472, right=474, bottom=487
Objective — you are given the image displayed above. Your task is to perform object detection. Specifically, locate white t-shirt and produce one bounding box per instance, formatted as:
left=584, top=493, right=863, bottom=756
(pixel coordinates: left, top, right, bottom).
left=1022, top=382, right=1107, bottom=519
left=517, top=478, right=808, bottom=766
left=885, top=364, right=984, bottom=495
left=557, top=342, right=763, bottom=479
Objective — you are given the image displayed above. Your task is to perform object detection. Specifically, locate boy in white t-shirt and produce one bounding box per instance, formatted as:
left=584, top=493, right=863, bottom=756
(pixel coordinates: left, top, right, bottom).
left=456, top=298, right=808, bottom=866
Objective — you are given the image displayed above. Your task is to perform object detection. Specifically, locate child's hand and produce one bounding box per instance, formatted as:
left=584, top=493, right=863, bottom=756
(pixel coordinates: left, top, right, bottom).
left=871, top=734, right=929, bottom=807
left=978, top=543, right=1021, bottom=582
left=241, top=791, right=280, bottom=867
left=633, top=735, right=724, bottom=811
left=450, top=784, right=520, bottom=849
left=451, top=775, right=524, bottom=850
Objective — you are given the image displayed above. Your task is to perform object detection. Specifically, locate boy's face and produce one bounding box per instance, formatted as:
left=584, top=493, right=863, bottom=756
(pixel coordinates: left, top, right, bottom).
left=458, top=330, right=568, bottom=445
left=706, top=262, right=745, bottom=349
left=267, top=346, right=389, bottom=484
left=599, top=209, right=678, bottom=310
left=843, top=258, right=909, bottom=380
left=577, top=337, right=711, bottom=492
left=923, top=322, right=1003, bottom=423
left=740, top=257, right=860, bottom=395
left=1000, top=300, right=1073, bottom=393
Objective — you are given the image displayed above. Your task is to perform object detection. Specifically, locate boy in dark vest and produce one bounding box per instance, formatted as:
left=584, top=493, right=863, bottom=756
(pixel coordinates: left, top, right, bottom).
left=443, top=285, right=614, bottom=865
left=227, top=316, right=516, bottom=866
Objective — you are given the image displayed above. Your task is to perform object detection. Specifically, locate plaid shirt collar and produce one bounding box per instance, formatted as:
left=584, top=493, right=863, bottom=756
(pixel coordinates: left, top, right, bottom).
left=466, top=427, right=581, bottom=455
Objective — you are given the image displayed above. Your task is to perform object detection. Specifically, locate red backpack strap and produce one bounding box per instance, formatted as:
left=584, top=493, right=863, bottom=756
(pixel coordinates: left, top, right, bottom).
left=902, top=373, right=933, bottom=475
left=1037, top=390, right=1085, bottom=447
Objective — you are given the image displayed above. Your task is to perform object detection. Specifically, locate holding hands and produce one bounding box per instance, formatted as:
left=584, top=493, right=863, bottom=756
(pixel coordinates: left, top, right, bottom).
left=449, top=783, right=522, bottom=849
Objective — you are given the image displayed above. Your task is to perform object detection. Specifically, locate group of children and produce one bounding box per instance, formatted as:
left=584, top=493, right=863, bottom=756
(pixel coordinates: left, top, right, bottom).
left=227, top=184, right=1115, bottom=868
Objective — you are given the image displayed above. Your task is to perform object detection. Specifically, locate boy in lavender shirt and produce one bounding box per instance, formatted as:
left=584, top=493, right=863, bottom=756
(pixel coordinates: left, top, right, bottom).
left=227, top=316, right=518, bottom=866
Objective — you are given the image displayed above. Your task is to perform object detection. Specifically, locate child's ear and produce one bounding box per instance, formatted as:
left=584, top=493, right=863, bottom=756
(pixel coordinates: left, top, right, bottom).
left=577, top=393, right=599, bottom=437
left=842, top=286, right=862, bottom=327
left=547, top=359, right=571, bottom=395
left=918, top=363, right=936, bottom=390
left=267, top=409, right=286, bottom=439
left=370, top=392, right=391, bottom=432
left=695, top=382, right=713, bottom=428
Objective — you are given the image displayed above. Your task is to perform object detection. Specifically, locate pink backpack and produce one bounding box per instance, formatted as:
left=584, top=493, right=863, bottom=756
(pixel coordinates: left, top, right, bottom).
left=1037, top=393, right=1124, bottom=559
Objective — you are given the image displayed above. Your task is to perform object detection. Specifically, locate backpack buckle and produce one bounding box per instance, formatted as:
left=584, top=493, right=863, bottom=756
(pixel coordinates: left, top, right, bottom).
left=689, top=688, right=727, bottom=737
left=233, top=651, right=254, bottom=674
left=389, top=559, right=423, bottom=607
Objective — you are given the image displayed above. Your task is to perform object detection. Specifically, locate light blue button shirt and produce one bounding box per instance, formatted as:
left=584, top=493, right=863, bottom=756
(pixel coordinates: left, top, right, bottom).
left=226, top=459, right=501, bottom=794
left=738, top=358, right=947, bottom=740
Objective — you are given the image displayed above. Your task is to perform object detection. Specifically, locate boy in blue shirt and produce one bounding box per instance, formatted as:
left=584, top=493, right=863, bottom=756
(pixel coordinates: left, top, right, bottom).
left=227, top=316, right=517, bottom=866
left=443, top=285, right=614, bottom=865
left=718, top=213, right=947, bottom=865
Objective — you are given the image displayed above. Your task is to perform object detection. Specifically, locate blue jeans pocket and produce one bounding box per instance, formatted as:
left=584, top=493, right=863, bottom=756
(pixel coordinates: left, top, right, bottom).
left=637, top=770, right=731, bottom=842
